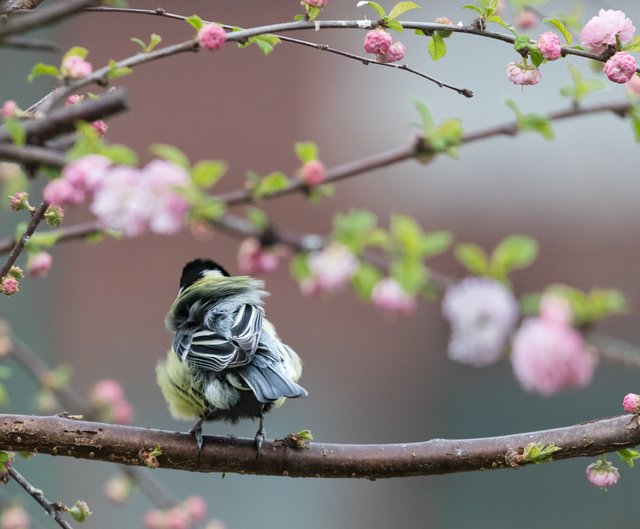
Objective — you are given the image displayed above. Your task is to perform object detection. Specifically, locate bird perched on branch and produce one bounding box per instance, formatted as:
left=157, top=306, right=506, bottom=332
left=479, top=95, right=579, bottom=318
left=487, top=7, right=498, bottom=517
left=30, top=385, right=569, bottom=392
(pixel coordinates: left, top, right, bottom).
left=157, top=258, right=307, bottom=452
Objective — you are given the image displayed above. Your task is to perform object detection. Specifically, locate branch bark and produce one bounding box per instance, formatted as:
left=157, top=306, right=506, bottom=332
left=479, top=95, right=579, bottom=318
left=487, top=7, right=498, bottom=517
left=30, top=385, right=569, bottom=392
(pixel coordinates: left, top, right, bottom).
left=1, top=413, right=638, bottom=479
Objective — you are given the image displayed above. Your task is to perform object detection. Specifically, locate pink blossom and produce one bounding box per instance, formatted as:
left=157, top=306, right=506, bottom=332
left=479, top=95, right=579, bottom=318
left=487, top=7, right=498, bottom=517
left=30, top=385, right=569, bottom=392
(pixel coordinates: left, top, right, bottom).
left=91, top=120, right=108, bottom=137
left=1, top=277, right=19, bottom=296
left=363, top=28, right=393, bottom=55
left=623, top=392, right=640, bottom=414
left=442, top=277, right=519, bottom=367
left=90, top=165, right=148, bottom=236
left=237, top=238, right=280, bottom=275
left=586, top=459, right=619, bottom=489
left=303, top=243, right=359, bottom=294
left=137, top=160, right=190, bottom=235
left=379, top=41, right=405, bottom=63
left=626, top=74, right=640, bottom=94
left=304, top=0, right=328, bottom=6
left=62, top=154, right=111, bottom=197
left=604, top=51, right=637, bottom=84
left=27, top=251, right=53, bottom=278
left=515, top=10, right=537, bottom=30
left=580, top=9, right=635, bottom=55
left=43, top=177, right=85, bottom=207
left=510, top=309, right=597, bottom=395
left=197, top=24, right=227, bottom=51
left=62, top=55, right=93, bottom=79
left=184, top=496, right=208, bottom=521
left=301, top=159, right=326, bottom=185
left=536, top=32, right=562, bottom=61
left=371, top=278, right=417, bottom=315
left=1, top=505, right=30, bottom=529
left=143, top=509, right=166, bottom=529
left=1, top=100, right=18, bottom=119
left=103, top=475, right=133, bottom=504
left=506, top=62, right=541, bottom=85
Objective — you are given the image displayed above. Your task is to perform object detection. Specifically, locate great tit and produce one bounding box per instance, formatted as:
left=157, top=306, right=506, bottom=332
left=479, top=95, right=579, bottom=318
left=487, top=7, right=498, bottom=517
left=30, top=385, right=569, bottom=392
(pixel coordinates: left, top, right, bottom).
left=156, top=258, right=307, bottom=452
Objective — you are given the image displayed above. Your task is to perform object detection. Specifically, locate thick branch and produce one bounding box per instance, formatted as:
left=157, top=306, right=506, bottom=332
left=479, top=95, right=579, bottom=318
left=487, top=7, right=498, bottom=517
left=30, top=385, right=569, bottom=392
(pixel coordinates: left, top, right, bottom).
left=0, top=88, right=130, bottom=145
left=0, top=413, right=637, bottom=479
left=0, top=0, right=96, bottom=39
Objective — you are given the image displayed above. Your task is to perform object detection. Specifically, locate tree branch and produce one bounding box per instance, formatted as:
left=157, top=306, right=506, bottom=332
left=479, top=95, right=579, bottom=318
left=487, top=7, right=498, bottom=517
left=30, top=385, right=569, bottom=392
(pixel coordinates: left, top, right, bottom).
left=0, top=413, right=637, bottom=479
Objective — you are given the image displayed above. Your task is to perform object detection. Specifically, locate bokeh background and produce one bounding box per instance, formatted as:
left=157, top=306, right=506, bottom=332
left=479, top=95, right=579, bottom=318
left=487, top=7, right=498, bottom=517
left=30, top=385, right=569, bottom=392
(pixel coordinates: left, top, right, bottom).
left=2, top=0, right=640, bottom=527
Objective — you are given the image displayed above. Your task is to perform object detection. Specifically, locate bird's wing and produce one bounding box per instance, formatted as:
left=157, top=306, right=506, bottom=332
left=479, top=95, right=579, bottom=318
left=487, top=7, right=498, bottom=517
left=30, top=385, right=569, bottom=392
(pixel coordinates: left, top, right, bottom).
left=173, top=304, right=264, bottom=373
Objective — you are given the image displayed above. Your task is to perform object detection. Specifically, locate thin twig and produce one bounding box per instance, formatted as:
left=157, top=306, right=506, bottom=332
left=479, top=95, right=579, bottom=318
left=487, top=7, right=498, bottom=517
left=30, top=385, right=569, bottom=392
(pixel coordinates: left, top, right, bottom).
left=2, top=413, right=639, bottom=478
left=0, top=201, right=48, bottom=279
left=7, top=465, right=74, bottom=529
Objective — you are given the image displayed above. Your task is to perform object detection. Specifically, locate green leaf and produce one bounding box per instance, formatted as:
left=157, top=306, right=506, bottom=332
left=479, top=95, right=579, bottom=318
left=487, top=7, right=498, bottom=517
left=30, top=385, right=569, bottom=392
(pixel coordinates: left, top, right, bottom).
left=427, top=32, right=447, bottom=61
left=191, top=160, right=227, bottom=188
left=245, top=207, right=269, bottom=231
left=491, top=234, right=538, bottom=275
left=27, top=63, right=60, bottom=82
left=4, top=119, right=26, bottom=146
left=422, top=230, right=453, bottom=258
left=617, top=448, right=640, bottom=468
left=387, top=1, right=421, bottom=21
left=186, top=15, right=204, bottom=30
left=357, top=1, right=386, bottom=18
left=107, top=59, right=133, bottom=79
left=295, top=141, right=318, bottom=163
left=290, top=253, right=311, bottom=281
left=455, top=243, right=489, bottom=275
left=522, top=443, right=561, bottom=464
left=543, top=18, right=573, bottom=45
left=150, top=144, right=190, bottom=170
left=351, top=263, right=383, bottom=300
left=62, top=46, right=89, bottom=63
left=390, top=214, right=424, bottom=258
left=252, top=171, right=290, bottom=199
left=390, top=258, right=427, bottom=294
left=486, top=14, right=516, bottom=34
left=513, top=34, right=531, bottom=52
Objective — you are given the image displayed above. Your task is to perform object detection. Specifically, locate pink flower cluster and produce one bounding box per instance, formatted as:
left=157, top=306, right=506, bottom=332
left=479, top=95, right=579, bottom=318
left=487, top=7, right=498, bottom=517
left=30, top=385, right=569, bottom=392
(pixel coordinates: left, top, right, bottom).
left=363, top=28, right=405, bottom=64
left=44, top=156, right=191, bottom=237
left=442, top=277, right=519, bottom=367
left=371, top=278, right=417, bottom=316
left=510, top=295, right=597, bottom=396
left=237, top=238, right=284, bottom=275
left=506, top=62, right=541, bottom=86
left=586, top=458, right=619, bottom=489
left=89, top=379, right=133, bottom=424
left=197, top=24, right=227, bottom=51
left=300, top=243, right=359, bottom=295
left=144, top=496, right=208, bottom=529
left=61, top=55, right=93, bottom=79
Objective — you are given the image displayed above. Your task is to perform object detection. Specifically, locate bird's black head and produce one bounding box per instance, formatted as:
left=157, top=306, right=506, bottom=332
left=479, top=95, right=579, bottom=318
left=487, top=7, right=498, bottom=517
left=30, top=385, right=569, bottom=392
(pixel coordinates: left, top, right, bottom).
left=179, top=259, right=230, bottom=290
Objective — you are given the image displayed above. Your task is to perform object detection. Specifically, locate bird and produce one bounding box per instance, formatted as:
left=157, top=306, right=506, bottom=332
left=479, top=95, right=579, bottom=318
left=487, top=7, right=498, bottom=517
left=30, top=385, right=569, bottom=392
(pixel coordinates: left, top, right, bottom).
left=156, top=258, right=307, bottom=453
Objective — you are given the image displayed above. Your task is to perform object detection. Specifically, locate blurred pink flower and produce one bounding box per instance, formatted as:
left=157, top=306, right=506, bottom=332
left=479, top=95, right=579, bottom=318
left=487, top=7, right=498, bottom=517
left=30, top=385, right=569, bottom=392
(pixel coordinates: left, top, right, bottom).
left=604, top=52, right=637, bottom=83
left=442, top=277, right=519, bottom=367
left=371, top=278, right=416, bottom=315
left=198, top=24, right=227, bottom=51
left=237, top=238, right=280, bottom=275
left=580, top=9, right=635, bottom=54
left=586, top=459, right=619, bottom=489
left=62, top=55, right=93, bottom=79
left=536, top=32, right=562, bottom=61
left=27, top=251, right=53, bottom=278
left=510, top=299, right=597, bottom=395
left=303, top=243, right=358, bottom=294
left=623, top=392, right=640, bottom=414
left=363, top=29, right=393, bottom=55
left=301, top=160, right=326, bottom=186
left=506, top=62, right=541, bottom=85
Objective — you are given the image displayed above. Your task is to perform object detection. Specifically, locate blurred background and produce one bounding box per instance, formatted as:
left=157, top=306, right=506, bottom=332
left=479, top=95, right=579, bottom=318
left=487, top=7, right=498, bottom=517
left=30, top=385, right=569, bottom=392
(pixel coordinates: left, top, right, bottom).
left=2, top=0, right=640, bottom=527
